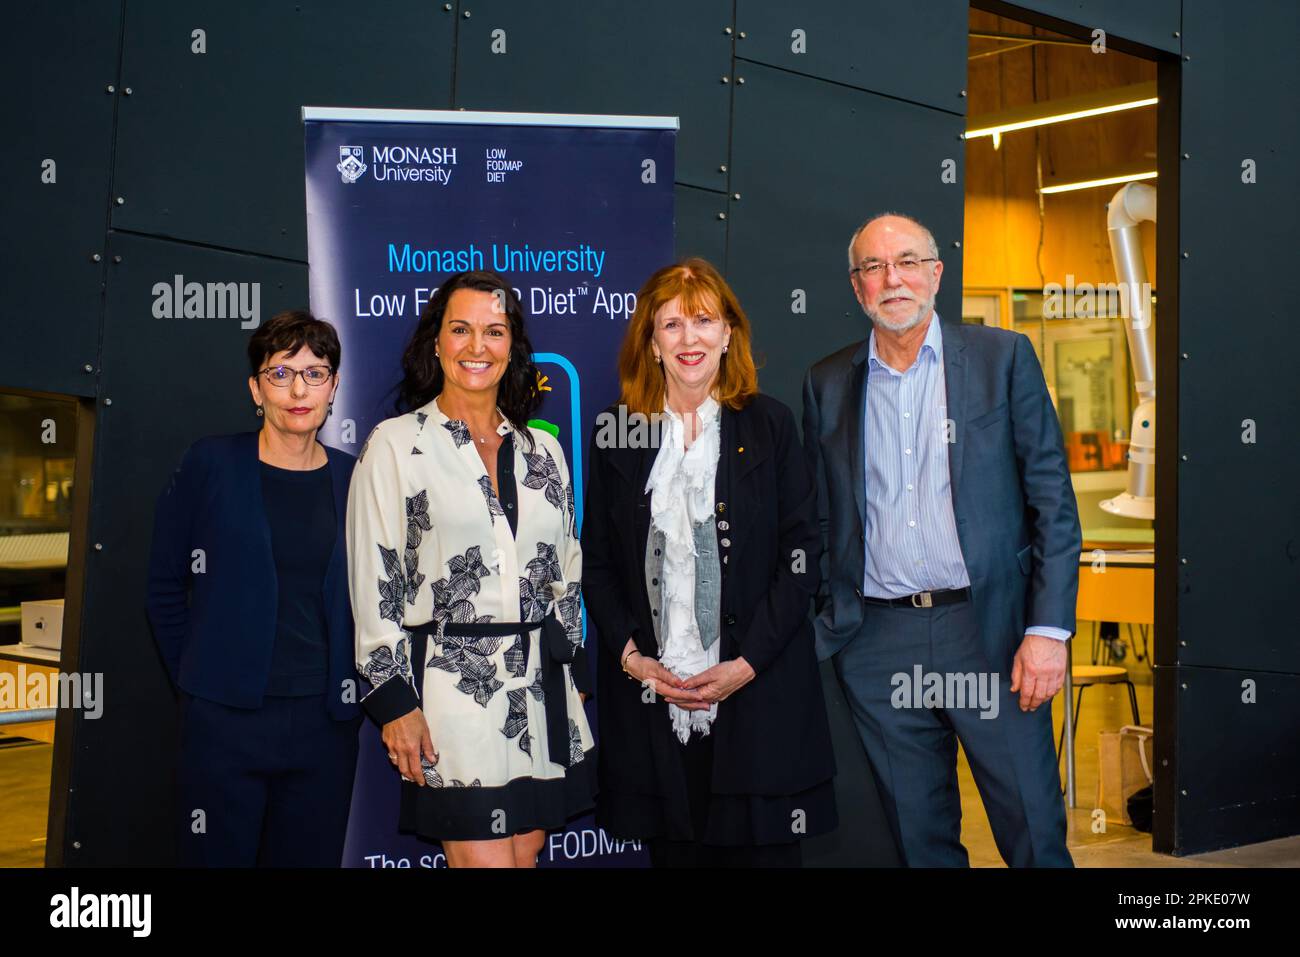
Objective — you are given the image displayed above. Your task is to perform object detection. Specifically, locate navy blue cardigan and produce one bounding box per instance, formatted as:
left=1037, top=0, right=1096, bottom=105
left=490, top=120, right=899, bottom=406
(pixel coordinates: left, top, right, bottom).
left=145, top=431, right=361, bottom=720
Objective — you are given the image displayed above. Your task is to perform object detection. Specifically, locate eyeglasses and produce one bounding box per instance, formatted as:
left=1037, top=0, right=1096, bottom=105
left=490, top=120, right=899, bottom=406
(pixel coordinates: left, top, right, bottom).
left=257, top=365, right=334, bottom=388
left=850, top=258, right=938, bottom=279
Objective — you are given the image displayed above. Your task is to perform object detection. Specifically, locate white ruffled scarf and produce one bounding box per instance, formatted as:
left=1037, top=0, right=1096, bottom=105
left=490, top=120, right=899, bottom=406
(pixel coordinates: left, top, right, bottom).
left=645, top=395, right=722, bottom=743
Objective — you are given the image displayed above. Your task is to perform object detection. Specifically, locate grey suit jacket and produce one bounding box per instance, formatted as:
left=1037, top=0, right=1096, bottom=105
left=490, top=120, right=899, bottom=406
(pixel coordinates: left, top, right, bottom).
left=801, top=319, right=1082, bottom=671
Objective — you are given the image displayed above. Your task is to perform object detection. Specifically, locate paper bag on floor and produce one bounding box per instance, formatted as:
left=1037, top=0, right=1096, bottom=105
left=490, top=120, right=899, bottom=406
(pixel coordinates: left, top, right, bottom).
left=1097, top=725, right=1153, bottom=826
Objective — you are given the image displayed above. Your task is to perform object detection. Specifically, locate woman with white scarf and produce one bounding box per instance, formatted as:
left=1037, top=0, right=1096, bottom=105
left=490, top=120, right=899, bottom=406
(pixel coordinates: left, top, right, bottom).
left=583, top=258, right=837, bottom=867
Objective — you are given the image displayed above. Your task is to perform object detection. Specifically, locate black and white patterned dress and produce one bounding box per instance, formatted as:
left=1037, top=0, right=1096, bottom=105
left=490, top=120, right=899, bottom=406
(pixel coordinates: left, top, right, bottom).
left=347, top=397, right=595, bottom=841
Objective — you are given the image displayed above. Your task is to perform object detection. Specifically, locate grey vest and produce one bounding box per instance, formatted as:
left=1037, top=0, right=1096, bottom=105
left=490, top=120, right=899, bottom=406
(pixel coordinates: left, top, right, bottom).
left=644, top=520, right=721, bottom=653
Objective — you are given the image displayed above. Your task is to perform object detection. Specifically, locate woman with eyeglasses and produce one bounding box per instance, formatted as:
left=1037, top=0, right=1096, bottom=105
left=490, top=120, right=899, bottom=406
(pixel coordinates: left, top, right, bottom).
left=146, top=309, right=363, bottom=866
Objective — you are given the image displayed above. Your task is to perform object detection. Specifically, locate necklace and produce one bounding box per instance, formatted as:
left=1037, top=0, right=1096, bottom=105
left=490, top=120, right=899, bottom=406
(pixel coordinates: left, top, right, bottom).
left=470, top=418, right=501, bottom=445
left=439, top=396, right=502, bottom=446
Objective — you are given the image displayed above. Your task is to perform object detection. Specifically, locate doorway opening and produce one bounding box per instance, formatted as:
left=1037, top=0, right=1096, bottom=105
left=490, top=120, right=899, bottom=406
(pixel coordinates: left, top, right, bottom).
left=962, top=4, right=1164, bottom=865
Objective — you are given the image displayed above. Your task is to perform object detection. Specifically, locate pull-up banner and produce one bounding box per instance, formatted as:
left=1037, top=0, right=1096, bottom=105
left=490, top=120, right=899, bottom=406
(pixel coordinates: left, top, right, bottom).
left=303, top=107, right=677, bottom=868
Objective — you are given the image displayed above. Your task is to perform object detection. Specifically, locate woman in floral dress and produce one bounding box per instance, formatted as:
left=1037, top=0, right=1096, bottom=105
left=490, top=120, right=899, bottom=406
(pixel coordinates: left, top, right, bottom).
left=346, top=270, right=595, bottom=867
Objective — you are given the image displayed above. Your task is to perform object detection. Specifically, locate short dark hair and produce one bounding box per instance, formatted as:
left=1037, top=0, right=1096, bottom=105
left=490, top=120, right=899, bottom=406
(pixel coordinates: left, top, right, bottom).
left=396, top=271, right=540, bottom=448
left=247, top=309, right=341, bottom=376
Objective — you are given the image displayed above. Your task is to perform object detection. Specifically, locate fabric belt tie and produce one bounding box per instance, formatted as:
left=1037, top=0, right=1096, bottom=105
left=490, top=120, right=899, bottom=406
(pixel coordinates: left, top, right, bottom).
left=406, top=610, right=576, bottom=768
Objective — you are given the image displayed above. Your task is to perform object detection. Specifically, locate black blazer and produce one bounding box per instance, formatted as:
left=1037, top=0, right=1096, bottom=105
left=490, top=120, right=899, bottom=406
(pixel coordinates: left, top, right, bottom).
left=145, top=431, right=361, bottom=720
left=582, top=394, right=836, bottom=807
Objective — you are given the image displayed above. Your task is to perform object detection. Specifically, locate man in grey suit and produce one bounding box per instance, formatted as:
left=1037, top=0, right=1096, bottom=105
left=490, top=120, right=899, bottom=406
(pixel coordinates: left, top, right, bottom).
left=802, top=212, right=1081, bottom=867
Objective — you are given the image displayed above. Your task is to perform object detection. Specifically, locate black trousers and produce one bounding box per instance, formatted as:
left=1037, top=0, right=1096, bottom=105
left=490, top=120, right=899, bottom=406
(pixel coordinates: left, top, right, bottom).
left=647, top=731, right=802, bottom=868
left=176, top=692, right=360, bottom=867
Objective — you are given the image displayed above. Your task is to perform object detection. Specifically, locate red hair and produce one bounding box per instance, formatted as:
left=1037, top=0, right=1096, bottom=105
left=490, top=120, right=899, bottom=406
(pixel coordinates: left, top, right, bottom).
left=617, top=258, right=758, bottom=415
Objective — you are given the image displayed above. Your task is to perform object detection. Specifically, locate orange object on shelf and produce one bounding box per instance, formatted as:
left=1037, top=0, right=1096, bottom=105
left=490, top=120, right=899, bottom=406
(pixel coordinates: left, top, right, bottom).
left=1067, top=430, right=1108, bottom=471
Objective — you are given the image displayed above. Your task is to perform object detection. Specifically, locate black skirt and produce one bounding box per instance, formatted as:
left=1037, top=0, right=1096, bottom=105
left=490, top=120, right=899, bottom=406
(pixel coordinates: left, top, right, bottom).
left=598, top=727, right=838, bottom=848
left=398, top=757, right=598, bottom=842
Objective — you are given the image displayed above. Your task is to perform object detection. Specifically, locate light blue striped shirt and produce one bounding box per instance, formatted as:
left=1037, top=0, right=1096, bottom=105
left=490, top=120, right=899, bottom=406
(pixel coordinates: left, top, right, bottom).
left=862, top=314, right=1069, bottom=641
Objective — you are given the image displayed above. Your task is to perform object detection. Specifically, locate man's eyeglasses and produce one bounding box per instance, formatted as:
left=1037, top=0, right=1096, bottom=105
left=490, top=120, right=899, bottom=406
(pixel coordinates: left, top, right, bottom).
left=850, top=258, right=938, bottom=279
left=257, top=365, right=334, bottom=388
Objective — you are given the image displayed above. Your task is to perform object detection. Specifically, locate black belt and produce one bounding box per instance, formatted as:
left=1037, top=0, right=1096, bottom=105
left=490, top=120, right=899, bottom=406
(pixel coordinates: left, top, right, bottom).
left=861, top=586, right=971, bottom=609
left=405, top=611, right=577, bottom=768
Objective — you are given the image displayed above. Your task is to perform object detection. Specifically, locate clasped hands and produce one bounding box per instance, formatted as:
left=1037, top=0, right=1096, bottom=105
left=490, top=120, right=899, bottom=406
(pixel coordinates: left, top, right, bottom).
left=621, top=638, right=755, bottom=710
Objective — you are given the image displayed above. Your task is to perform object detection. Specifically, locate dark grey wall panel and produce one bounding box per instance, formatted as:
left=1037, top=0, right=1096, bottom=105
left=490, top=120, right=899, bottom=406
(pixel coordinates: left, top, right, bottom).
left=1, top=3, right=120, bottom=397
left=674, top=185, right=728, bottom=268
left=111, top=0, right=456, bottom=261
left=1163, top=0, right=1300, bottom=855
left=65, top=233, right=307, bottom=864
left=736, top=0, right=968, bottom=114
left=453, top=1, right=732, bottom=191
left=726, top=63, right=965, bottom=414
left=1177, top=0, right=1300, bottom=676
left=995, top=0, right=1181, bottom=53
left=1170, top=667, right=1300, bottom=854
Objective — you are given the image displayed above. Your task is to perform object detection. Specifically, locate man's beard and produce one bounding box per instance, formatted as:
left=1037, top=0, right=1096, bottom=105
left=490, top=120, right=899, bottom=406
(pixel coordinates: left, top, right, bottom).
left=865, top=291, right=934, bottom=333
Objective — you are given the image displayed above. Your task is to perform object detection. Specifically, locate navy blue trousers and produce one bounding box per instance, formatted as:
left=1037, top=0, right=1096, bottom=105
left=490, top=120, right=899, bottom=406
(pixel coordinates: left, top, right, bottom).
left=176, top=692, right=360, bottom=867
left=833, top=597, right=1072, bottom=867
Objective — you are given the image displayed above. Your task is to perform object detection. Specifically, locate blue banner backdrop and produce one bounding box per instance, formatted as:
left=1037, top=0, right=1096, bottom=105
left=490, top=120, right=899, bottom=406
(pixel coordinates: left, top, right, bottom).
left=303, top=108, right=676, bottom=867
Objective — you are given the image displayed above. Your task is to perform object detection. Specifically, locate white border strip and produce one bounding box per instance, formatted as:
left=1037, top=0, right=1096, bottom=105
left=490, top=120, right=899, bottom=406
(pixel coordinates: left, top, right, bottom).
left=302, top=106, right=679, bottom=130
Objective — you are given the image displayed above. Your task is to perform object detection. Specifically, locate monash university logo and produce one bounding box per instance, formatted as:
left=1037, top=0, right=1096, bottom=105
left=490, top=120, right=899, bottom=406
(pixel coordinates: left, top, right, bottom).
left=337, top=145, right=367, bottom=184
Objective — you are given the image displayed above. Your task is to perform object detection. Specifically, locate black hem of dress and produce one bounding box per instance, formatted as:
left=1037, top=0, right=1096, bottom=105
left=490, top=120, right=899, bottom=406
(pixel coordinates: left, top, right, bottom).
left=398, top=748, right=598, bottom=842
left=596, top=776, right=839, bottom=847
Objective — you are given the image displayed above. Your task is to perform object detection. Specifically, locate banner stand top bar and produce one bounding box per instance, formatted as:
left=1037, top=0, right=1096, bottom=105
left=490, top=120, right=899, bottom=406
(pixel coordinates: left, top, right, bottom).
left=302, top=106, right=679, bottom=130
